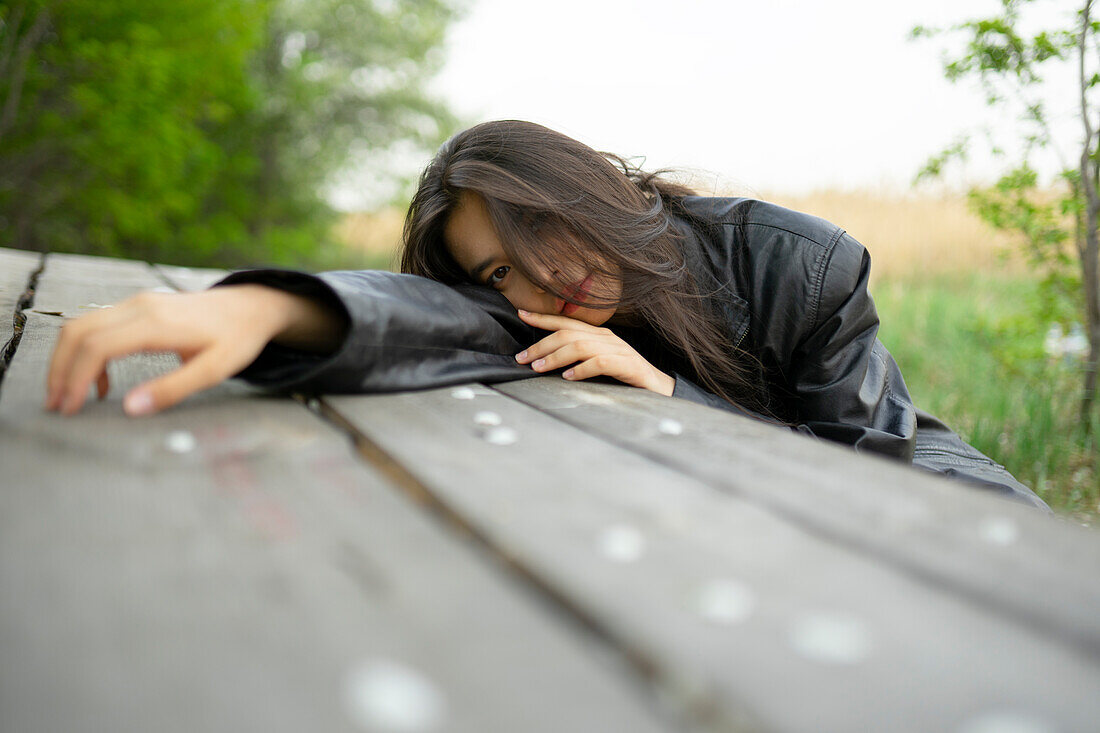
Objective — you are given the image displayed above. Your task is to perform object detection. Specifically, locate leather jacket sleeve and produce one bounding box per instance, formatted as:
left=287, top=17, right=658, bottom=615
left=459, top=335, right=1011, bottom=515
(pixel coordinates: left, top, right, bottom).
left=211, top=268, right=543, bottom=393
left=778, top=233, right=1047, bottom=508
left=783, top=230, right=918, bottom=461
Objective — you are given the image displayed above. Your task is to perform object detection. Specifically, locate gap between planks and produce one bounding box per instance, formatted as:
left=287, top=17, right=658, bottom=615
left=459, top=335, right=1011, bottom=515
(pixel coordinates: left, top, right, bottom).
left=311, top=395, right=759, bottom=733
left=152, top=265, right=183, bottom=292
left=0, top=252, right=46, bottom=397
left=1, top=251, right=179, bottom=395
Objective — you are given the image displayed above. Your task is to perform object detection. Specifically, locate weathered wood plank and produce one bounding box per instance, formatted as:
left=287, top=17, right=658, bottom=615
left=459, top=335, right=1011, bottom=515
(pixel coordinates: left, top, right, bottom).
left=325, top=382, right=1100, bottom=733
left=153, top=262, right=230, bottom=292
left=0, top=254, right=678, bottom=733
left=496, top=377, right=1100, bottom=656
left=0, top=247, right=42, bottom=360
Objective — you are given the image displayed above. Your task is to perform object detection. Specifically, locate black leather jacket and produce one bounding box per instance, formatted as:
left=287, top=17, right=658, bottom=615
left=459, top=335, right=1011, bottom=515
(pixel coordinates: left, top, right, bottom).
left=215, top=197, right=1049, bottom=511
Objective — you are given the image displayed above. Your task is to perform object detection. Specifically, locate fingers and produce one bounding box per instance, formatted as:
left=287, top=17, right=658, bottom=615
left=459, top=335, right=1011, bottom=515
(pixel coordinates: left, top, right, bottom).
left=563, top=355, right=674, bottom=395
left=516, top=328, right=619, bottom=366
left=47, top=305, right=138, bottom=409
left=521, top=338, right=628, bottom=373
left=514, top=315, right=673, bottom=395
left=52, top=319, right=172, bottom=415
left=562, top=353, right=631, bottom=381
left=123, top=346, right=234, bottom=417
left=519, top=330, right=649, bottom=388
left=517, top=308, right=607, bottom=333
left=50, top=312, right=242, bottom=416
left=43, top=285, right=287, bottom=418
left=561, top=353, right=650, bottom=389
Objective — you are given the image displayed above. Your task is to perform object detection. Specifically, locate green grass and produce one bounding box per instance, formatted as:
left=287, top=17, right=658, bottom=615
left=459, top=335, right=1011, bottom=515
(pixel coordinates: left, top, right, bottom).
left=871, top=271, right=1098, bottom=523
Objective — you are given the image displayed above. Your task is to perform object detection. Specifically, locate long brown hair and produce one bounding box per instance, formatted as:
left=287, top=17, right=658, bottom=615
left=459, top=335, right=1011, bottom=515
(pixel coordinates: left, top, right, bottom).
left=401, top=120, right=769, bottom=414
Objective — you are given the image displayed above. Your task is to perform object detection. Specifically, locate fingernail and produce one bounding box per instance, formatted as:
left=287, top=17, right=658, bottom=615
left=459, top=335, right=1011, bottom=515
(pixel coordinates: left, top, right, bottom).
left=518, top=309, right=529, bottom=316
left=124, top=389, right=154, bottom=416
left=516, top=350, right=528, bottom=362
left=563, top=369, right=575, bottom=379
left=532, top=359, right=545, bottom=370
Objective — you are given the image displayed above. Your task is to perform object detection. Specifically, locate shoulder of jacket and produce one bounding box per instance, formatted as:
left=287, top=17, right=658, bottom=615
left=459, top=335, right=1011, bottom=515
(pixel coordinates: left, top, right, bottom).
left=676, top=195, right=871, bottom=350
left=680, top=196, right=845, bottom=251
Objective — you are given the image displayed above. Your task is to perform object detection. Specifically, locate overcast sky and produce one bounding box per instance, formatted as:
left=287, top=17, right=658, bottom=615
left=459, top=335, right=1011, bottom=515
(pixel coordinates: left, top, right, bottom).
left=334, top=0, right=1082, bottom=208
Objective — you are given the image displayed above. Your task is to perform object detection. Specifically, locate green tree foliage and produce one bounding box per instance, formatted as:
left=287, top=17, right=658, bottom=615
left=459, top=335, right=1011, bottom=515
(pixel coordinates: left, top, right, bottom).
left=0, top=0, right=457, bottom=268
left=913, top=0, right=1100, bottom=431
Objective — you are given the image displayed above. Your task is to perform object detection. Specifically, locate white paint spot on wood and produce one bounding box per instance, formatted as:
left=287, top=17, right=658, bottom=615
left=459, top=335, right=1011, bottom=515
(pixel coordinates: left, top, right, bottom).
left=957, top=711, right=1054, bottom=733
left=574, top=391, right=615, bottom=406
left=979, top=517, right=1019, bottom=547
left=344, top=659, right=445, bottom=731
left=789, top=612, right=871, bottom=664
left=450, top=387, right=476, bottom=400
left=657, top=418, right=683, bottom=435
left=598, top=524, right=645, bottom=563
left=697, top=579, right=756, bottom=625
left=483, top=426, right=517, bottom=445
left=473, top=410, right=502, bottom=426
left=164, top=430, right=197, bottom=454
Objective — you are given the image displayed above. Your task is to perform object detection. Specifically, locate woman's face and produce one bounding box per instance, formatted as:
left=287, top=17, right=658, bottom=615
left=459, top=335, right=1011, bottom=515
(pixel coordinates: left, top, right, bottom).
left=443, top=191, right=621, bottom=326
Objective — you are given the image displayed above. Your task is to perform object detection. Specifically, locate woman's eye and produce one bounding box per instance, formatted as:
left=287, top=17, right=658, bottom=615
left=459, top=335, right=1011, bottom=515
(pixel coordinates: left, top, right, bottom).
left=487, top=266, right=509, bottom=286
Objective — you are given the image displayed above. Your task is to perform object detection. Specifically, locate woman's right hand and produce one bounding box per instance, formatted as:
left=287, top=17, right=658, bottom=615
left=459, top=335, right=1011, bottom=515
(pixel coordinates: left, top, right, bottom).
left=45, top=284, right=342, bottom=417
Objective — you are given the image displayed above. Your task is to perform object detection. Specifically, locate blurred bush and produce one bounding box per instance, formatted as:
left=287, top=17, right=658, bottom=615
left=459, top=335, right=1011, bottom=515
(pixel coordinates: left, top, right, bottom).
left=0, top=0, right=457, bottom=268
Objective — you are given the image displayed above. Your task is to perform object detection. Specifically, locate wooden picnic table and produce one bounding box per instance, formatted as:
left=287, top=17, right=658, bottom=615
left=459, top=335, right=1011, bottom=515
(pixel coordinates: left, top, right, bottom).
left=2, top=245, right=1100, bottom=733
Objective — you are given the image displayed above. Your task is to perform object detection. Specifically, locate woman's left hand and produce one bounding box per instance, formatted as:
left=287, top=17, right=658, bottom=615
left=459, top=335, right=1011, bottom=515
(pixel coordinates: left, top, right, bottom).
left=515, top=309, right=675, bottom=396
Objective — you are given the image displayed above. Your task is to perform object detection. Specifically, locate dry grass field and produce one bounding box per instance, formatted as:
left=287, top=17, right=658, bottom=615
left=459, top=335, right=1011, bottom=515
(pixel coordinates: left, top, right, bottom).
left=333, top=190, right=1022, bottom=280
left=759, top=189, right=1023, bottom=281
left=333, top=208, right=406, bottom=269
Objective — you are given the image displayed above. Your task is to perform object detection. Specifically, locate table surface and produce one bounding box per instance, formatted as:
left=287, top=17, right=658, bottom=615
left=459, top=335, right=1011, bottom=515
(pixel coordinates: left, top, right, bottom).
left=3, top=246, right=1100, bottom=733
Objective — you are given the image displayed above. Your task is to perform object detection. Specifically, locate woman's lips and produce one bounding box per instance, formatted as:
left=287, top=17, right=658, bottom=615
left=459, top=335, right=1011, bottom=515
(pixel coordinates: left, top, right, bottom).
left=559, top=275, right=592, bottom=316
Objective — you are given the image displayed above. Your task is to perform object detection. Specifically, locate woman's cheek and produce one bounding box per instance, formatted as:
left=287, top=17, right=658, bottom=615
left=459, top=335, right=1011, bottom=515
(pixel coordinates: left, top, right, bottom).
left=504, top=286, right=549, bottom=315
left=500, top=290, right=533, bottom=314
left=580, top=305, right=615, bottom=327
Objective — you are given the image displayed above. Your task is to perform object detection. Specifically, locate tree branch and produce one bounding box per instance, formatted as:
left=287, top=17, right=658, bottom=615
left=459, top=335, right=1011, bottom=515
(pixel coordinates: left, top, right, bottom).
left=1077, top=0, right=1100, bottom=425
left=0, top=5, right=49, bottom=146
left=0, top=1, right=28, bottom=81
left=1081, top=0, right=1099, bottom=217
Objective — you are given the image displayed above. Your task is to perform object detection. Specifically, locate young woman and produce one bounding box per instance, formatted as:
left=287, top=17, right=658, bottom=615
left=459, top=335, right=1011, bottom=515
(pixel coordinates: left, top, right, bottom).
left=44, top=120, right=1049, bottom=510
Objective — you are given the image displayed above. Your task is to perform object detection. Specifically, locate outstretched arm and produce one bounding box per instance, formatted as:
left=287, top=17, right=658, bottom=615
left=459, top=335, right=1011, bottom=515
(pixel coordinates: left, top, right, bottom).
left=45, top=268, right=543, bottom=417
left=45, top=284, right=347, bottom=417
